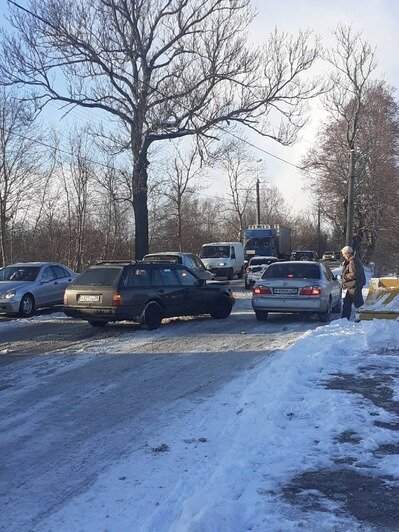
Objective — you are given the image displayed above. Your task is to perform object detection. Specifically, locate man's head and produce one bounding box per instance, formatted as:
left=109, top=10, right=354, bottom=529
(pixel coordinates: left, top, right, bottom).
left=341, top=245, right=353, bottom=260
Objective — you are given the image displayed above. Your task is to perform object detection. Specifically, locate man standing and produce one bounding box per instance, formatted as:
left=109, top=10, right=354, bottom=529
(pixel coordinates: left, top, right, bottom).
left=341, top=245, right=366, bottom=320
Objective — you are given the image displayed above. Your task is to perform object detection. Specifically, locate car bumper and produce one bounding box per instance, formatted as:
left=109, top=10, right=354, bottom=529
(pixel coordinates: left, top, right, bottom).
left=252, top=296, right=327, bottom=313
left=207, top=267, right=231, bottom=277
left=0, top=299, right=22, bottom=314
left=64, top=306, right=136, bottom=322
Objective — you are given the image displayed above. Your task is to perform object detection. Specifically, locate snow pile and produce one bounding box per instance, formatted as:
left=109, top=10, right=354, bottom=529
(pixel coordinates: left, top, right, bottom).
left=358, top=277, right=399, bottom=314
left=41, top=318, right=399, bottom=531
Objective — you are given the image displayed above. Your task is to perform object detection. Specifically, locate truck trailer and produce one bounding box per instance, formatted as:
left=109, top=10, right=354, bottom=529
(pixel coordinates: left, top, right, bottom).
left=243, top=225, right=291, bottom=262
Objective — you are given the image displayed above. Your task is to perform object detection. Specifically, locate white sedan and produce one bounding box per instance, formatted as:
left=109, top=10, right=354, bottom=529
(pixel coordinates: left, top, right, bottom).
left=252, top=261, right=342, bottom=322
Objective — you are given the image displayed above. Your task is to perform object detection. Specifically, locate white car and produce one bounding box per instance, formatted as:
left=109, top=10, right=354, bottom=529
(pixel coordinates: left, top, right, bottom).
left=252, top=261, right=342, bottom=322
left=244, top=256, right=279, bottom=289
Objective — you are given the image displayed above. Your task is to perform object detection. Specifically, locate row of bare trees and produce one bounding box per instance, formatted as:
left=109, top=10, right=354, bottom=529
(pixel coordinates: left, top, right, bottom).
left=0, top=1, right=398, bottom=273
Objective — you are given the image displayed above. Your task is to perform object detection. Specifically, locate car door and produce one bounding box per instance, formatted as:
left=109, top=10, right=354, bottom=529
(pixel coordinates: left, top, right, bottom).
left=174, top=266, right=210, bottom=315
left=35, top=265, right=59, bottom=306
left=154, top=266, right=185, bottom=317
left=52, top=265, right=75, bottom=303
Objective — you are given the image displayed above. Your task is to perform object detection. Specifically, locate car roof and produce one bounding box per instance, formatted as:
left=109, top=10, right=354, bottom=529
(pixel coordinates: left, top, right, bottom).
left=272, top=260, right=320, bottom=266
left=144, top=252, right=192, bottom=257
left=4, top=262, right=63, bottom=267
left=250, top=256, right=278, bottom=260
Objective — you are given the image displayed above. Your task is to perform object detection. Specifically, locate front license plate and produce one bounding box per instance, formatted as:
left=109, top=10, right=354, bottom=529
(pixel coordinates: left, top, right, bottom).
left=273, top=288, right=298, bottom=295
left=79, top=294, right=101, bottom=302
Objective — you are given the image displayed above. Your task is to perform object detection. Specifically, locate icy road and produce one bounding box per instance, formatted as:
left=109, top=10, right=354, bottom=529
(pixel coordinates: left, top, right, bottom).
left=0, top=282, right=327, bottom=530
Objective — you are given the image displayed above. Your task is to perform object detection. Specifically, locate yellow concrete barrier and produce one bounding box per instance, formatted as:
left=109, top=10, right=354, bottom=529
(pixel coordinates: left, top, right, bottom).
left=357, top=277, right=399, bottom=320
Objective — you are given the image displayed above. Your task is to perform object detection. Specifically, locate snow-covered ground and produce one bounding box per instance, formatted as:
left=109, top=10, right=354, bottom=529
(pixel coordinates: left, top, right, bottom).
left=2, top=272, right=398, bottom=531
left=34, top=317, right=398, bottom=532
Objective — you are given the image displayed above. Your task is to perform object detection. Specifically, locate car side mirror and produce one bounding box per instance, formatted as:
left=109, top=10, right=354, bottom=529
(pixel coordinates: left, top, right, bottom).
left=194, top=279, right=205, bottom=287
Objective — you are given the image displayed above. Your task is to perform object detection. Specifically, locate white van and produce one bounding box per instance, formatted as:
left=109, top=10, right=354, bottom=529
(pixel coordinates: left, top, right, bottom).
left=199, top=242, right=245, bottom=279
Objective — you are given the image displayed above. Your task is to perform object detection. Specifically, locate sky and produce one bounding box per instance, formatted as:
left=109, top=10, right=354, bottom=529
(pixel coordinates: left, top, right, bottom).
left=2, top=272, right=399, bottom=530
left=1, top=1, right=398, bottom=214
left=248, top=0, right=399, bottom=212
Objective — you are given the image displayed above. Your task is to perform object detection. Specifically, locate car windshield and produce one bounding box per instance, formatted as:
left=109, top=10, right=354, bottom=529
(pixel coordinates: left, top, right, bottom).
left=200, top=246, right=230, bottom=259
left=73, top=267, right=122, bottom=287
left=263, top=263, right=321, bottom=280
left=0, top=266, right=40, bottom=282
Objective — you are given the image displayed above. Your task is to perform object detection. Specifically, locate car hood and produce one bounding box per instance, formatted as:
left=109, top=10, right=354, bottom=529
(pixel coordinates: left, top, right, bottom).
left=0, top=281, right=33, bottom=292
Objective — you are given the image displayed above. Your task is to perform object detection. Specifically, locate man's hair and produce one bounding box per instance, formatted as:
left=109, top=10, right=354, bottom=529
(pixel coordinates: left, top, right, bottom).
left=341, top=245, right=353, bottom=254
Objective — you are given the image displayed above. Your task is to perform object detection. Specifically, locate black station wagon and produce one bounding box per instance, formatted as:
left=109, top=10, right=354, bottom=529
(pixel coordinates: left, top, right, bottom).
left=63, top=261, right=235, bottom=329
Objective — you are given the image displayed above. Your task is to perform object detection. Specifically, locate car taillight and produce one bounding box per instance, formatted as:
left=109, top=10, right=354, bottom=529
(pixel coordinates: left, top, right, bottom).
left=299, top=286, right=322, bottom=296
left=64, top=291, right=68, bottom=305
left=112, top=291, right=123, bottom=306
left=253, top=286, right=272, bottom=295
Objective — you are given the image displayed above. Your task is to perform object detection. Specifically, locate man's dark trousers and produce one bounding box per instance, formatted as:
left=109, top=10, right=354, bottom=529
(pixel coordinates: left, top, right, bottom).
left=342, top=290, right=364, bottom=320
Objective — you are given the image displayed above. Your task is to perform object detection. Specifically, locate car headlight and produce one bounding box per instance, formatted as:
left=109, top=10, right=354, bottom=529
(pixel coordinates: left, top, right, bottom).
left=0, top=290, right=16, bottom=301
left=217, top=262, right=226, bottom=267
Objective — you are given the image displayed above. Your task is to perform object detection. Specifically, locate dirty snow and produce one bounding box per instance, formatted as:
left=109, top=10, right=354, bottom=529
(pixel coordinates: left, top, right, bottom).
left=36, top=317, right=399, bottom=532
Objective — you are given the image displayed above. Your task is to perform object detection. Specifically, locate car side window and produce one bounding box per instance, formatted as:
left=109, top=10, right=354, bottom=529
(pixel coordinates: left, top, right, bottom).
left=175, top=267, right=198, bottom=286
left=41, top=266, right=56, bottom=283
left=159, top=268, right=179, bottom=286
left=187, top=255, right=198, bottom=271
left=193, top=256, right=205, bottom=270
left=52, top=265, right=69, bottom=279
left=323, top=265, right=333, bottom=281
left=122, top=267, right=151, bottom=287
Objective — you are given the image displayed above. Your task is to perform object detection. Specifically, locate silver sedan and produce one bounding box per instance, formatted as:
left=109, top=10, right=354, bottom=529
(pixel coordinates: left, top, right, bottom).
left=0, top=262, right=78, bottom=317
left=251, top=261, right=342, bottom=322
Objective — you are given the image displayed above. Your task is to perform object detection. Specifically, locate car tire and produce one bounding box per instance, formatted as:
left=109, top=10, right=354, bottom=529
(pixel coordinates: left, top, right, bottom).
left=255, top=310, right=268, bottom=321
left=332, top=296, right=342, bottom=313
left=244, top=279, right=249, bottom=289
left=210, top=296, right=233, bottom=319
left=88, top=320, right=108, bottom=327
left=143, top=302, right=163, bottom=330
left=18, top=294, right=35, bottom=318
left=319, top=297, right=332, bottom=322
left=237, top=267, right=244, bottom=279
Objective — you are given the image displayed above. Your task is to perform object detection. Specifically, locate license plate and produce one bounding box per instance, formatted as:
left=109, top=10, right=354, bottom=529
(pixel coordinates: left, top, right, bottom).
left=79, top=294, right=100, bottom=302
left=273, top=287, right=298, bottom=295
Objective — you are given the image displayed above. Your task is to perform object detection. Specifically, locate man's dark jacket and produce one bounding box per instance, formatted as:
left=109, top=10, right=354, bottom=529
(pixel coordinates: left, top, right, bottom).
left=342, top=255, right=365, bottom=295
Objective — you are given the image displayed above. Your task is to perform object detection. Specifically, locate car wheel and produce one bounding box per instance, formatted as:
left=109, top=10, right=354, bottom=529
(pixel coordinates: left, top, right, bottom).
left=244, top=279, right=249, bottom=289
left=143, top=302, right=163, bottom=330
left=19, top=294, right=35, bottom=318
left=88, top=320, right=108, bottom=327
left=237, top=267, right=244, bottom=279
left=332, top=296, right=342, bottom=313
left=210, top=297, right=233, bottom=319
left=255, top=310, right=268, bottom=321
left=319, top=297, right=332, bottom=322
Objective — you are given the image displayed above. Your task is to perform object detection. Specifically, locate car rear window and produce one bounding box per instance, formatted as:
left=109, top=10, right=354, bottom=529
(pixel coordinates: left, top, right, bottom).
left=263, top=263, right=321, bottom=280
left=73, top=267, right=122, bottom=287
left=250, top=258, right=277, bottom=266
left=144, top=254, right=182, bottom=264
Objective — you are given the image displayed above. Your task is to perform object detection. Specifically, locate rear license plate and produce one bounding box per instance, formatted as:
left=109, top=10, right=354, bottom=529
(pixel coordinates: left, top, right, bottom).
left=273, top=288, right=298, bottom=295
left=79, top=294, right=101, bottom=302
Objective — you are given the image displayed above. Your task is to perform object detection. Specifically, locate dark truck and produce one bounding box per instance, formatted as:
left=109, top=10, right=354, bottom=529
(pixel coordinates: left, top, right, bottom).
left=243, top=225, right=291, bottom=262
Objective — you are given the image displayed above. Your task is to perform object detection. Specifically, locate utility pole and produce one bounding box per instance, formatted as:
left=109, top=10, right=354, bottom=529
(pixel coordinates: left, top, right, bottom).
left=256, top=178, right=261, bottom=225
left=345, top=147, right=356, bottom=246
left=317, top=205, right=321, bottom=257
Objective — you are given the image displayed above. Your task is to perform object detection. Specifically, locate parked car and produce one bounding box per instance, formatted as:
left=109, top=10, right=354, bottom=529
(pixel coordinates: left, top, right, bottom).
left=321, top=251, right=340, bottom=261
left=0, top=262, right=78, bottom=317
left=143, top=252, right=214, bottom=280
left=290, top=250, right=319, bottom=261
left=244, top=256, right=279, bottom=289
left=251, top=261, right=342, bottom=322
left=63, top=260, right=235, bottom=329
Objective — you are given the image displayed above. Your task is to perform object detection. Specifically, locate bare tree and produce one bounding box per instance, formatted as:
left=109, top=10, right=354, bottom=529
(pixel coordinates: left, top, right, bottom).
left=1, top=0, right=320, bottom=257
left=324, top=24, right=377, bottom=245
left=163, top=142, right=206, bottom=250
left=0, top=87, right=45, bottom=265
